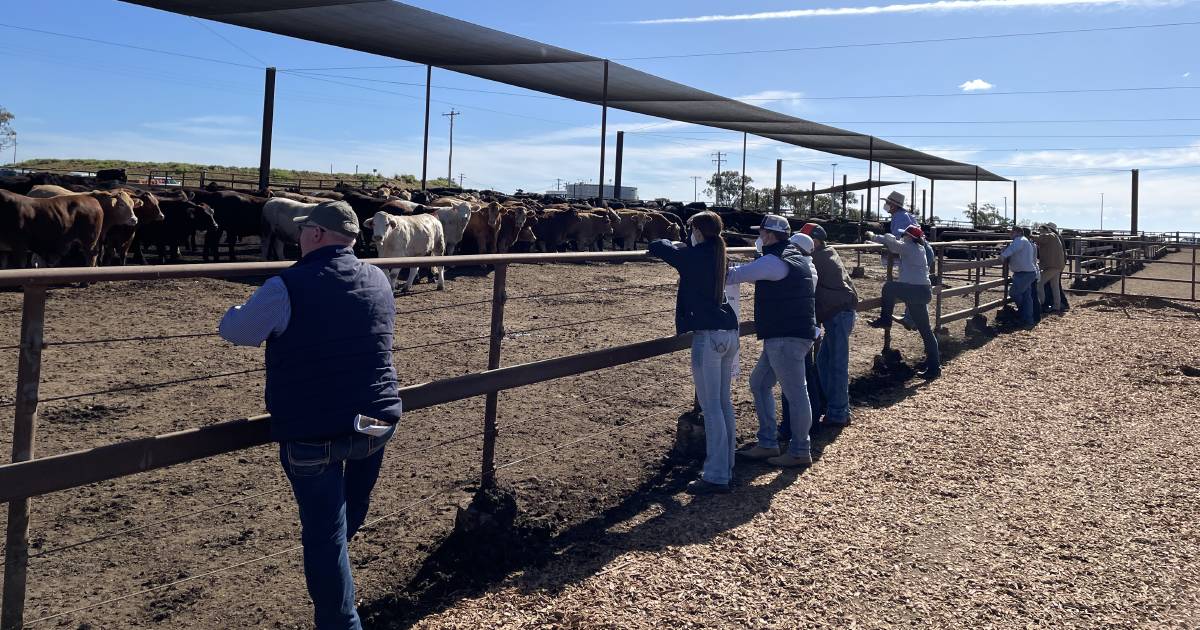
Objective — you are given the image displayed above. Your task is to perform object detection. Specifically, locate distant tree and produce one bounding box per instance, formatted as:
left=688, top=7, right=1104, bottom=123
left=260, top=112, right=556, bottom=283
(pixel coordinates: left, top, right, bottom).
left=704, top=170, right=749, bottom=207
left=964, top=202, right=1011, bottom=228
left=0, top=107, right=15, bottom=160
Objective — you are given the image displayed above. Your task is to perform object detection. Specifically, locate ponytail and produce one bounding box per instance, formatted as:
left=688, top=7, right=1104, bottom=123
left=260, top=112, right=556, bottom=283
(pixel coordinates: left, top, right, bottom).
left=688, top=211, right=727, bottom=303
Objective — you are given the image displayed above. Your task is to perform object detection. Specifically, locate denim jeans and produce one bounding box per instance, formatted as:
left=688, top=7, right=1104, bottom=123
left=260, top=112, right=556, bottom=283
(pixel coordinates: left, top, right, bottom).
left=690, top=329, right=739, bottom=485
left=778, top=346, right=821, bottom=441
left=280, top=426, right=395, bottom=630
left=750, top=337, right=815, bottom=457
left=880, top=281, right=940, bottom=371
left=817, top=310, right=855, bottom=422
left=1011, top=271, right=1038, bottom=325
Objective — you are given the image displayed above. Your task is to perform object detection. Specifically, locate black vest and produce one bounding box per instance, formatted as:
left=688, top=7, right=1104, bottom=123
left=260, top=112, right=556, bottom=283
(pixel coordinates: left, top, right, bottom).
left=753, top=241, right=818, bottom=340
left=265, top=246, right=403, bottom=442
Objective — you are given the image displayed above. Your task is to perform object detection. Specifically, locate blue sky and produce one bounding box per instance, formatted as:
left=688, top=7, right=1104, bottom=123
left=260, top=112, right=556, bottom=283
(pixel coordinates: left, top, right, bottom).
left=3, top=0, right=1199, bottom=231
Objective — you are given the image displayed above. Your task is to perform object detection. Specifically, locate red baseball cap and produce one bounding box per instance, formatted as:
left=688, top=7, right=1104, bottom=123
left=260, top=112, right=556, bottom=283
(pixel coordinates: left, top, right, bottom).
left=904, top=225, right=925, bottom=240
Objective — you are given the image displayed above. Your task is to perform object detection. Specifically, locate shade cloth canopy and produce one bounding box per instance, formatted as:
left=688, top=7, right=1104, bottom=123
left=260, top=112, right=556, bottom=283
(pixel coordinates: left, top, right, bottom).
left=123, top=0, right=1007, bottom=182
left=784, top=179, right=907, bottom=196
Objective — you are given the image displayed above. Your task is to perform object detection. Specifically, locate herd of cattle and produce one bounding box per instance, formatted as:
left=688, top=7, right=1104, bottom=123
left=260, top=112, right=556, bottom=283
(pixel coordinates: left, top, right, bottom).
left=0, top=171, right=898, bottom=291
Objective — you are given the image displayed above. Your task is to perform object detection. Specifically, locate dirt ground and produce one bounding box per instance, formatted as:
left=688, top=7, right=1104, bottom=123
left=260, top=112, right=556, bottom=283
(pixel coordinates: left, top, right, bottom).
left=415, top=295, right=1200, bottom=629
left=0, top=249, right=1065, bottom=629
left=1121, top=248, right=1199, bottom=301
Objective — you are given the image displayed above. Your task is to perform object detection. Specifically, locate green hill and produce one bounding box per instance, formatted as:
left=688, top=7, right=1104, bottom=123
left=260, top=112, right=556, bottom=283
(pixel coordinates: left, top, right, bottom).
left=13, top=159, right=454, bottom=189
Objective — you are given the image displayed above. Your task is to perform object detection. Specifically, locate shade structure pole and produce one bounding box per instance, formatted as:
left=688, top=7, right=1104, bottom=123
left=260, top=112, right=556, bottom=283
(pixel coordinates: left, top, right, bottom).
left=774, top=159, right=782, bottom=212
left=910, top=180, right=916, bottom=214
left=420, top=65, right=432, bottom=190
left=810, top=182, right=816, bottom=216
left=257, top=67, right=276, bottom=193
left=613, top=131, right=624, bottom=201
left=926, top=178, right=936, bottom=220
left=740, top=132, right=747, bottom=210
left=1130, top=169, right=1139, bottom=235
left=974, top=165, right=980, bottom=223
left=842, top=174, right=848, bottom=219
left=598, top=59, right=609, bottom=207
left=864, top=136, right=874, bottom=227
left=922, top=189, right=927, bottom=223
left=1012, top=180, right=1018, bottom=226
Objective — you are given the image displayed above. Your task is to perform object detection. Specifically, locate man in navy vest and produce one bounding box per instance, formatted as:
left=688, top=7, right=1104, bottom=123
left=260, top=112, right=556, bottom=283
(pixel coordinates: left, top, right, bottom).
left=726, top=214, right=820, bottom=467
left=219, top=200, right=403, bottom=630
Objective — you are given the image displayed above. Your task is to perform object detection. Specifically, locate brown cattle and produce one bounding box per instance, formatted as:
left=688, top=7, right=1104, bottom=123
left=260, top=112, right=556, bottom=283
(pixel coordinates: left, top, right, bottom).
left=567, top=209, right=617, bottom=251
left=531, top=209, right=582, bottom=252
left=25, top=184, right=78, bottom=198
left=0, top=190, right=139, bottom=268
left=612, top=210, right=653, bottom=250
left=461, top=202, right=503, bottom=254
left=104, top=189, right=165, bottom=265
left=495, top=206, right=532, bottom=254
left=639, top=211, right=682, bottom=245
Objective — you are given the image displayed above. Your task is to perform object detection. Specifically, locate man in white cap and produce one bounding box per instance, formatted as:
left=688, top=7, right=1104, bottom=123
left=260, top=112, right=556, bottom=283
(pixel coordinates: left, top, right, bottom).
left=726, top=215, right=819, bottom=467
left=1033, top=222, right=1066, bottom=312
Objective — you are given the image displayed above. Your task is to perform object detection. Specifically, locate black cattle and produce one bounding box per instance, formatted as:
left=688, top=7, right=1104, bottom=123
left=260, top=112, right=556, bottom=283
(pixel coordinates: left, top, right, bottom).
left=137, top=198, right=218, bottom=263
left=0, top=176, right=34, bottom=195
left=189, top=189, right=266, bottom=261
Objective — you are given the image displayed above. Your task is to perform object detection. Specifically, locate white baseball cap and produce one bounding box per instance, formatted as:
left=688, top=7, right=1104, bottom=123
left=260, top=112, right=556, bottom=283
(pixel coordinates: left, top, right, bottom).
left=788, top=232, right=815, bottom=255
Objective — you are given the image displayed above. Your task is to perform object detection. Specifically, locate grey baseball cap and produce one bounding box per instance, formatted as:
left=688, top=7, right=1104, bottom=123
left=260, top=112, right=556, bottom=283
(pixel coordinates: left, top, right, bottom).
left=294, top=200, right=360, bottom=237
left=751, top=214, right=791, bottom=235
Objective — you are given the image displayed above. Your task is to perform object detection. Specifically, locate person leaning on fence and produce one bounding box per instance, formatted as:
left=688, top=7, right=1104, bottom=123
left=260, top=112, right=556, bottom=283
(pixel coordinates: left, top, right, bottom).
left=217, top=200, right=402, bottom=630
left=777, top=231, right=821, bottom=444
left=727, top=214, right=820, bottom=468
left=648, top=211, right=740, bottom=495
left=803, top=223, right=859, bottom=426
left=866, top=225, right=942, bottom=380
left=882, top=191, right=936, bottom=324
left=1033, top=222, right=1069, bottom=313
left=1001, top=225, right=1040, bottom=327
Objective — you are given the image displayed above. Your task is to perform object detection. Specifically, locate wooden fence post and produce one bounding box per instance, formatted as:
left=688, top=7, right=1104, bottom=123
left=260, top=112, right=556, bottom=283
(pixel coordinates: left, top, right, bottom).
left=882, top=256, right=894, bottom=352
left=2, top=285, right=48, bottom=630
left=973, top=246, right=982, bottom=314
left=480, top=264, right=508, bottom=489
left=935, top=246, right=945, bottom=329
left=1002, top=261, right=1011, bottom=308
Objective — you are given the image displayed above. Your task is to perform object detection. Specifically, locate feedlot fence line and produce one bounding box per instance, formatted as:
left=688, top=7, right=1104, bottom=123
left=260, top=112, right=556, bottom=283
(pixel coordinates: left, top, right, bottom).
left=1063, top=235, right=1200, bottom=303
left=0, top=241, right=1011, bottom=629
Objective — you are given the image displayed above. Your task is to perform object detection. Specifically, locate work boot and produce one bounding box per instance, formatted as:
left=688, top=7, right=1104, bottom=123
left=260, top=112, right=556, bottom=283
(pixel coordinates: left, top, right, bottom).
left=735, top=444, right=780, bottom=460
left=866, top=317, right=889, bottom=329
left=767, top=452, right=813, bottom=468
left=685, top=479, right=731, bottom=495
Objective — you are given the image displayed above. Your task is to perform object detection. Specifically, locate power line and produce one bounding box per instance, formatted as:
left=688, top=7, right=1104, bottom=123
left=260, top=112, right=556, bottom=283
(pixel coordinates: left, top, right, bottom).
left=189, top=16, right=268, bottom=66
left=614, top=19, right=1200, bottom=60
left=287, top=70, right=564, bottom=99
left=0, top=22, right=261, bottom=69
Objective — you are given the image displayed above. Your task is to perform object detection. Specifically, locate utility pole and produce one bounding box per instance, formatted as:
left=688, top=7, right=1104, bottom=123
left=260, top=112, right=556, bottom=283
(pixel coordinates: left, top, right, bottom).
left=691, top=176, right=701, bottom=202
left=443, top=109, right=460, bottom=186
left=711, top=151, right=726, bottom=205
left=1100, top=192, right=1105, bottom=230
left=831, top=163, right=838, bottom=214
left=459, top=173, right=464, bottom=188
left=1002, top=196, right=1008, bottom=225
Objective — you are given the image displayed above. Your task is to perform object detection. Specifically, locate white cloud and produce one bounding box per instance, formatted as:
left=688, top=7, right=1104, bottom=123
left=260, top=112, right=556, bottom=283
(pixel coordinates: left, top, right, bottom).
left=634, top=0, right=1169, bottom=24
left=142, top=115, right=256, bottom=138
left=1185, top=72, right=1192, bottom=78
left=958, top=79, right=995, bottom=92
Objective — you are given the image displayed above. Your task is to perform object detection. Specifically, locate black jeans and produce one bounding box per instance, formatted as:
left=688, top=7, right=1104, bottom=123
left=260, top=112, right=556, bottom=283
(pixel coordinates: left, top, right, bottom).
left=880, top=281, right=940, bottom=370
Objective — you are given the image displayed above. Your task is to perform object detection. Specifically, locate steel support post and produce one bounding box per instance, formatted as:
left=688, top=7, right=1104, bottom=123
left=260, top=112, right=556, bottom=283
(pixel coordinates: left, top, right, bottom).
left=421, top=65, right=432, bottom=190
left=257, top=67, right=276, bottom=193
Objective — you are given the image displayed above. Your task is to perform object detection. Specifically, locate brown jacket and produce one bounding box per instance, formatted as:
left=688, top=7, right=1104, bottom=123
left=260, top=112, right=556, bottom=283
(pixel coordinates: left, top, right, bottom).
left=812, top=246, right=859, bottom=323
left=1032, top=232, right=1066, bottom=270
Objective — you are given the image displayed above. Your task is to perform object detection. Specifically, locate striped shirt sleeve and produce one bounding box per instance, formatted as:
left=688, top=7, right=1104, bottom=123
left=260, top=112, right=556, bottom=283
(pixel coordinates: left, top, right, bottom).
left=218, top=276, right=292, bottom=347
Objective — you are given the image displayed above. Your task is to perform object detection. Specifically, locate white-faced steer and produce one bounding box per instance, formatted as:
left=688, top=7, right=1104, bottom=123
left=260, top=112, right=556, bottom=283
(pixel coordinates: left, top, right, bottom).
left=363, top=210, right=446, bottom=293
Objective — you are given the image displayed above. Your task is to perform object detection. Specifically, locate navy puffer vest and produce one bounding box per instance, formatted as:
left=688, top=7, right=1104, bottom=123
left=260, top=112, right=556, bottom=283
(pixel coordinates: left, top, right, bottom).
left=265, top=246, right=402, bottom=442
left=753, top=241, right=818, bottom=340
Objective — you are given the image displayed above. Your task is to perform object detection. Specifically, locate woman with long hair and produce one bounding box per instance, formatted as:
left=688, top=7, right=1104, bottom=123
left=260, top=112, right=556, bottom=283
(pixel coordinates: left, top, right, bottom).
left=648, top=211, right=740, bottom=494
left=865, top=224, right=941, bottom=379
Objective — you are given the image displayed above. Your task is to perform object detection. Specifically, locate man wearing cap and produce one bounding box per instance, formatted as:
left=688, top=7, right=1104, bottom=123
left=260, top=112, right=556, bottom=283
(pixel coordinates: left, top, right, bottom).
left=882, top=191, right=936, bottom=326
left=219, top=200, right=402, bottom=629
left=726, top=214, right=819, bottom=467
left=1033, top=222, right=1066, bottom=313
left=1001, top=224, right=1040, bottom=326
left=866, top=224, right=942, bottom=379
left=802, top=223, right=859, bottom=426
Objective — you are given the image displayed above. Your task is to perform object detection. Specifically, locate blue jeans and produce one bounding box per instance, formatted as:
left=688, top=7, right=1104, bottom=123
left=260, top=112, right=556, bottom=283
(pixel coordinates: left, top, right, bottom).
left=880, top=281, right=940, bottom=371
left=778, top=347, right=821, bottom=441
left=1011, top=271, right=1038, bottom=325
left=750, top=337, right=815, bottom=457
left=280, top=427, right=395, bottom=630
left=691, top=329, right=739, bottom=485
left=817, top=310, right=855, bottom=422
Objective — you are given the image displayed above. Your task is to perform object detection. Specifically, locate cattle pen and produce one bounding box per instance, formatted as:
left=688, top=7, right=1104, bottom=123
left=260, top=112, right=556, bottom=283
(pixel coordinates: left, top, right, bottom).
left=0, top=240, right=1031, bottom=628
